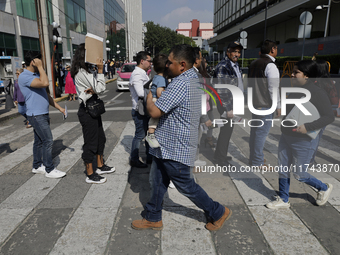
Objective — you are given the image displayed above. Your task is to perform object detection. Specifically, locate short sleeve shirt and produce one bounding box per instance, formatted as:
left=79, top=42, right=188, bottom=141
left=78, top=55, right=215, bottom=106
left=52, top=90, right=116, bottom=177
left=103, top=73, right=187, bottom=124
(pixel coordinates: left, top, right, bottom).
left=150, top=74, right=168, bottom=98
left=150, top=68, right=201, bottom=166
left=18, top=69, right=49, bottom=116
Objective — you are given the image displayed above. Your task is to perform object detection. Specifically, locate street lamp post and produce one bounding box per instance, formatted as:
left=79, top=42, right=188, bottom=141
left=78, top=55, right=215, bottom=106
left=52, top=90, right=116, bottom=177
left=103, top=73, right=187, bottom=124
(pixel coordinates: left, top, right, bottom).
left=264, top=0, right=269, bottom=41
left=316, top=0, right=332, bottom=37
left=52, top=21, right=62, bottom=98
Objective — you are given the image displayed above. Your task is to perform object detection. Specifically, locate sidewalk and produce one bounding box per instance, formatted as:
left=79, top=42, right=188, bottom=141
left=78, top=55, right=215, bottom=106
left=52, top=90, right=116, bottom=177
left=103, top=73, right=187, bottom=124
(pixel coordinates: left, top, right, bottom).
left=0, top=76, right=117, bottom=123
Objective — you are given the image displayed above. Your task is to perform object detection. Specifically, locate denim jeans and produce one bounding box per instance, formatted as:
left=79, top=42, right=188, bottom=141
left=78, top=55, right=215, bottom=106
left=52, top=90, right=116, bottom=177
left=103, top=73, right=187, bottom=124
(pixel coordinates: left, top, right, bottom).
left=27, top=114, right=54, bottom=173
left=143, top=157, right=225, bottom=222
left=249, top=108, right=274, bottom=166
left=278, top=133, right=328, bottom=202
left=131, top=109, right=150, bottom=161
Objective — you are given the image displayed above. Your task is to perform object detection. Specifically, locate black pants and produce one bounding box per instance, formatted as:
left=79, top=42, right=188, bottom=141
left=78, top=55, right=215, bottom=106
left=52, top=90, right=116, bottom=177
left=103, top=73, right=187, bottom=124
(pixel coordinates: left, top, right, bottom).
left=214, top=118, right=234, bottom=162
left=78, top=104, right=106, bottom=163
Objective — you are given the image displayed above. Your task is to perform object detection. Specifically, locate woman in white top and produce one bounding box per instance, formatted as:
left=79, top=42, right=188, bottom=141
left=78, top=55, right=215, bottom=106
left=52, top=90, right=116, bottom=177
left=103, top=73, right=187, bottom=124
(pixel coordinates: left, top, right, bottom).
left=71, top=43, right=115, bottom=184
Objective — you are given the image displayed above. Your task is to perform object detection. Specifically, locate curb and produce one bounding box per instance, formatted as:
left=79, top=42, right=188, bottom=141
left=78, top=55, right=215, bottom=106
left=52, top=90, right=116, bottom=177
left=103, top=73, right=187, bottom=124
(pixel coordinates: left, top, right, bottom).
left=106, top=78, right=117, bottom=84
left=0, top=78, right=118, bottom=123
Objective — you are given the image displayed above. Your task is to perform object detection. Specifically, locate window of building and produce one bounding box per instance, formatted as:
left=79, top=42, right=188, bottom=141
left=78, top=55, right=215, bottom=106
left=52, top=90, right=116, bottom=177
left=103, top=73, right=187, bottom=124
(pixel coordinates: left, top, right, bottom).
left=65, top=0, right=87, bottom=34
left=0, top=33, right=17, bottom=56
left=16, top=0, right=37, bottom=20
left=21, top=36, right=40, bottom=57
left=16, top=0, right=53, bottom=23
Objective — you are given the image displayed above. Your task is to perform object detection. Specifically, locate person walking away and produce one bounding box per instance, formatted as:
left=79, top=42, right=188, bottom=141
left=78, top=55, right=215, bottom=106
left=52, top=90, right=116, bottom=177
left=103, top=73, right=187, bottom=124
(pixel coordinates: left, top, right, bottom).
left=19, top=51, right=66, bottom=179
left=266, top=60, right=334, bottom=209
left=71, top=44, right=115, bottom=184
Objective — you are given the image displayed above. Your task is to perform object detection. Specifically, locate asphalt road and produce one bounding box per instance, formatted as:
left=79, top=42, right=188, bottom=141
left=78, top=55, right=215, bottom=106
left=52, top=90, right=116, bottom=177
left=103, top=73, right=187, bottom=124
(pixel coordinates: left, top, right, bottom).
left=1, top=80, right=340, bottom=254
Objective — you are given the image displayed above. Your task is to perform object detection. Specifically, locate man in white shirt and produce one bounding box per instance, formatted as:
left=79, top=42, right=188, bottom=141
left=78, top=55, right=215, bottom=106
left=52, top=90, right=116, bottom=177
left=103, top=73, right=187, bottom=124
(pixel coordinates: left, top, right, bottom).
left=129, top=51, right=152, bottom=168
left=248, top=39, right=281, bottom=170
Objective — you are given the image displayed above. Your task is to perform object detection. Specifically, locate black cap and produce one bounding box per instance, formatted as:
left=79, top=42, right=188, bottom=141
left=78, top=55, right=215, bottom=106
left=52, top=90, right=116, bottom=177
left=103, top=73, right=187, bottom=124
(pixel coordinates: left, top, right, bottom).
left=227, top=41, right=243, bottom=49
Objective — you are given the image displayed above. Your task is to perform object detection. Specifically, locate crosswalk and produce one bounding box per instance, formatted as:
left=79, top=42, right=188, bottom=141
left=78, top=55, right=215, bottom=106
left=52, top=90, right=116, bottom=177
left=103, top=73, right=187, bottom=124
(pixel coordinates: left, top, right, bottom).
left=0, top=117, right=339, bottom=254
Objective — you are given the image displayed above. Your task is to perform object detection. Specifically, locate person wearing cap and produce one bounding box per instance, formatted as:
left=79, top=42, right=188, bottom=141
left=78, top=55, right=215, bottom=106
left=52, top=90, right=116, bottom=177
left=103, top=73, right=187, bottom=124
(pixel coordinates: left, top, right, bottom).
left=248, top=39, right=281, bottom=170
left=213, top=41, right=244, bottom=166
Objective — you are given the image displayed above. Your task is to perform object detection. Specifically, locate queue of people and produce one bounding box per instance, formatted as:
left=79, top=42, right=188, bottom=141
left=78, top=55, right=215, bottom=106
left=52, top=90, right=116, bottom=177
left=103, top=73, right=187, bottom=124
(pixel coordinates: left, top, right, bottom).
left=14, top=40, right=336, bottom=232
left=127, top=42, right=336, bottom=231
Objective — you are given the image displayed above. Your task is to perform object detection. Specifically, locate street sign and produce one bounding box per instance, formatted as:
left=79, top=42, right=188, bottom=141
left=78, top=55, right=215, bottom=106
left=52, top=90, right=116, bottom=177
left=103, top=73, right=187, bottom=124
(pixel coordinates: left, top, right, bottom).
left=240, top=31, right=248, bottom=39
left=240, top=38, right=247, bottom=49
left=300, top=11, right=312, bottom=24
left=298, top=25, right=311, bottom=38
left=299, top=11, right=313, bottom=59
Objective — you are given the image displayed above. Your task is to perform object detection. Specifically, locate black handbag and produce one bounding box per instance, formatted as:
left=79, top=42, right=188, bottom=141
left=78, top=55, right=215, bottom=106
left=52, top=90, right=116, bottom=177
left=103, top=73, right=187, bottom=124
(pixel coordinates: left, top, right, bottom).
left=86, top=94, right=106, bottom=118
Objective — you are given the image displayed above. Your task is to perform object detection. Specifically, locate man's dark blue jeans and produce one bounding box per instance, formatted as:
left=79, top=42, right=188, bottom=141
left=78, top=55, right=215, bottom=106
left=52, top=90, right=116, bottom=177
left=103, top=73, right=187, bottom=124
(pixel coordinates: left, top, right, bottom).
left=131, top=109, right=150, bottom=161
left=27, top=114, right=54, bottom=173
left=143, top=157, right=225, bottom=222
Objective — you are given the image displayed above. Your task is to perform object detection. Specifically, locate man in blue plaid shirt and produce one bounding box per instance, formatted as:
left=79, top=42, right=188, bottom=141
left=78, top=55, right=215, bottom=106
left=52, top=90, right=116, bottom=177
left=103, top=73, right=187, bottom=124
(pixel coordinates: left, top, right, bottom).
left=131, top=44, right=232, bottom=232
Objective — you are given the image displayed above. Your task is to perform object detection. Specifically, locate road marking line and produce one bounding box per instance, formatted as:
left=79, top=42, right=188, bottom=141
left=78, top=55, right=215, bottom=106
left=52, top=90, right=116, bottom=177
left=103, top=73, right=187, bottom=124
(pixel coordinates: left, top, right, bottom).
left=0, top=124, right=13, bottom=131
left=225, top=140, right=329, bottom=254
left=49, top=106, right=131, bottom=114
left=105, top=92, right=124, bottom=105
left=0, top=122, right=112, bottom=245
left=50, top=121, right=133, bottom=254
left=0, top=122, right=78, bottom=175
left=0, top=127, right=33, bottom=147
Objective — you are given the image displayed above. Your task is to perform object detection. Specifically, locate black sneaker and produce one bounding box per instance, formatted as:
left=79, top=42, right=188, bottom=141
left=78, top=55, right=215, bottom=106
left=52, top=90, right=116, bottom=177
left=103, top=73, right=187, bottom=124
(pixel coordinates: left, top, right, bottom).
left=96, top=164, right=115, bottom=174
left=86, top=172, right=107, bottom=184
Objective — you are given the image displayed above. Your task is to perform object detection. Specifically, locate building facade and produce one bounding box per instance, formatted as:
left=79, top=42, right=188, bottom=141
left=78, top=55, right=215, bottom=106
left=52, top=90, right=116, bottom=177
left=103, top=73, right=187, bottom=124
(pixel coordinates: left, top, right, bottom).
left=209, top=0, right=340, bottom=58
left=121, top=0, right=143, bottom=62
left=0, top=0, right=126, bottom=86
left=176, top=19, right=214, bottom=40
left=176, top=19, right=214, bottom=49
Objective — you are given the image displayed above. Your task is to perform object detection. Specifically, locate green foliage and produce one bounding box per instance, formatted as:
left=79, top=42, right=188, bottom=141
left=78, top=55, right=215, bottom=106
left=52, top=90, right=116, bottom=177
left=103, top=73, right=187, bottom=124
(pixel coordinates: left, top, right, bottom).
left=144, top=21, right=197, bottom=56
left=238, top=54, right=340, bottom=74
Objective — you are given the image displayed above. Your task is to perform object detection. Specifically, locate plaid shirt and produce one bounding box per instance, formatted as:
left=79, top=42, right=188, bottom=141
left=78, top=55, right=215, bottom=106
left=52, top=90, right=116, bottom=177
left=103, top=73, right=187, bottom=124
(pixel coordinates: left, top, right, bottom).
left=151, top=68, right=201, bottom=166
left=214, top=57, right=241, bottom=112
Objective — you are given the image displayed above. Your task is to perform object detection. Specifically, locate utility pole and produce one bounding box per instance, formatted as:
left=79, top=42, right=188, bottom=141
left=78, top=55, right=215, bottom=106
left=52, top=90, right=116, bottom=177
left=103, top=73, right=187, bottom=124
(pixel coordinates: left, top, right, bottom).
left=34, top=0, right=53, bottom=96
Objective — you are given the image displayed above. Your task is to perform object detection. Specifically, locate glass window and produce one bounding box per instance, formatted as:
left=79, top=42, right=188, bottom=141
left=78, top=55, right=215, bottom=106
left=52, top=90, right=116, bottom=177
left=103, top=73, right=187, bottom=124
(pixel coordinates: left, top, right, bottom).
left=0, top=33, right=17, bottom=56
left=21, top=36, right=40, bottom=57
left=16, top=0, right=37, bottom=20
left=241, top=0, right=245, bottom=8
left=65, top=0, right=86, bottom=34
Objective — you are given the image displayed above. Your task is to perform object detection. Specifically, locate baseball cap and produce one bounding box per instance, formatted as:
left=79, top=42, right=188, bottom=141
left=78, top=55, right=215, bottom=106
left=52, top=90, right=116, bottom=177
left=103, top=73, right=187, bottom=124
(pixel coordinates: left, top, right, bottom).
left=227, top=41, right=243, bottom=49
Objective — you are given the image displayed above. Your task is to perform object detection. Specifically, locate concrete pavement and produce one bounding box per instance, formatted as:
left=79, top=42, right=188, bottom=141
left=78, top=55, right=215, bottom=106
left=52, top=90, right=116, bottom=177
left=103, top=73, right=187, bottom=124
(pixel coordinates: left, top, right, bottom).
left=0, top=86, right=340, bottom=254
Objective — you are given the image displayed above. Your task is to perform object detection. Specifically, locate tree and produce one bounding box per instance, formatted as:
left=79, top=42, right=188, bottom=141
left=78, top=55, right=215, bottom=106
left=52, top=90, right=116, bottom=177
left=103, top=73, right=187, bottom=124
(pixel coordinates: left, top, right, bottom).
left=144, top=21, right=197, bottom=56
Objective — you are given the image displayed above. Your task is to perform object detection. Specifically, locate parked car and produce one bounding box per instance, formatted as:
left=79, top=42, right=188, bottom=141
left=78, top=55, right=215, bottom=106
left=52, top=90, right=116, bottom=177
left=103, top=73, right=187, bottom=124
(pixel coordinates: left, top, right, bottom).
left=116, top=62, right=151, bottom=91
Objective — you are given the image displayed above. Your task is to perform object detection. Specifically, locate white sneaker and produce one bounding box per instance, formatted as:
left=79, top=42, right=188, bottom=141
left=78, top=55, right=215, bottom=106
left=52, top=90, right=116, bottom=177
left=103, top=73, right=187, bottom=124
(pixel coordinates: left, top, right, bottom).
left=266, top=196, right=290, bottom=209
left=32, top=164, right=46, bottom=174
left=168, top=181, right=175, bottom=189
left=194, top=159, right=206, bottom=166
left=45, top=169, right=66, bottom=179
left=316, top=183, right=333, bottom=206
left=145, top=132, right=160, bottom=148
